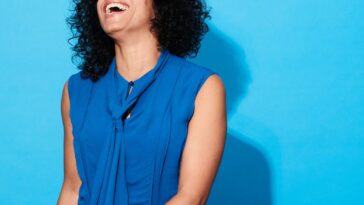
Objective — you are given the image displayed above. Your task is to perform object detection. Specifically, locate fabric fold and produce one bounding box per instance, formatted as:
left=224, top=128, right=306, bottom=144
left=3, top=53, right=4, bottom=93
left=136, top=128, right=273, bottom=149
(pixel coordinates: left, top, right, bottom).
left=68, top=48, right=220, bottom=205
left=86, top=49, right=170, bottom=204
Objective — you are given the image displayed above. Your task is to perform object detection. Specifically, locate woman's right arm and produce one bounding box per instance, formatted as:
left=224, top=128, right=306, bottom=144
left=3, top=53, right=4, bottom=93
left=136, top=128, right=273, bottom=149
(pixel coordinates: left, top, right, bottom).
left=57, top=80, right=81, bottom=205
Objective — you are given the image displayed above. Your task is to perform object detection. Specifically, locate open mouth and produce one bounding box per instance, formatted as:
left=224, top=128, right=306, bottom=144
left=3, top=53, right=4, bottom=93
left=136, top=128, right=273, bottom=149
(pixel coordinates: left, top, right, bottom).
left=105, top=2, right=129, bottom=15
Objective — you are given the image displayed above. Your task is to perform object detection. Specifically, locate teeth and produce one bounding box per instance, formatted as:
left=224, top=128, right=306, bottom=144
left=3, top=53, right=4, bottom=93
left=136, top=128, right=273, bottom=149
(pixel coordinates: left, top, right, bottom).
left=106, top=2, right=129, bottom=14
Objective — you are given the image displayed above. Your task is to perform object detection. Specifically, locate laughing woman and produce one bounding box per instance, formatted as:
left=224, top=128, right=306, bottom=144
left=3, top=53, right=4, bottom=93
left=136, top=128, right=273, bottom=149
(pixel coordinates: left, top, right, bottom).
left=57, top=0, right=227, bottom=204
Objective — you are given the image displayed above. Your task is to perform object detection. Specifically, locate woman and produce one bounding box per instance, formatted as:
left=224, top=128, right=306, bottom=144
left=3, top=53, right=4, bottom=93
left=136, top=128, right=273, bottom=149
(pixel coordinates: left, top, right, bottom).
left=57, top=0, right=226, bottom=204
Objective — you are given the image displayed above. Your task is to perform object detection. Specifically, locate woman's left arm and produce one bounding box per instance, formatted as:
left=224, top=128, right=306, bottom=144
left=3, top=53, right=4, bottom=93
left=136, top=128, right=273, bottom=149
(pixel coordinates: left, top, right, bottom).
left=166, top=74, right=227, bottom=205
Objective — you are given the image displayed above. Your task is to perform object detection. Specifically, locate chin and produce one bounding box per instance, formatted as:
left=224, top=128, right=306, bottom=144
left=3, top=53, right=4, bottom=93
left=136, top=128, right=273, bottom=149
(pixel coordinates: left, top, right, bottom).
left=103, top=24, right=127, bottom=35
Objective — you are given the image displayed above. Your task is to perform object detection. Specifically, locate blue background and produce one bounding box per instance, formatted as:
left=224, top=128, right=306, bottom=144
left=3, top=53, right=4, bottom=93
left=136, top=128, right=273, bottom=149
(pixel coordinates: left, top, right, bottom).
left=0, top=0, right=363, bottom=204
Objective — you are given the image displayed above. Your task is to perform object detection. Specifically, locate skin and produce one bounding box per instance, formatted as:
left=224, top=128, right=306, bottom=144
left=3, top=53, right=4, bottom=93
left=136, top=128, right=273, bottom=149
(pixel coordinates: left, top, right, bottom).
left=57, top=80, right=81, bottom=205
left=57, top=0, right=226, bottom=204
left=166, top=75, right=227, bottom=205
left=97, top=0, right=162, bottom=81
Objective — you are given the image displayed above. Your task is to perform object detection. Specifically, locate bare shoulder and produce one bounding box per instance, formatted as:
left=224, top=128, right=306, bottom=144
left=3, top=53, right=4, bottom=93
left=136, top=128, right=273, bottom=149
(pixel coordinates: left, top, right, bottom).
left=196, top=73, right=226, bottom=107
left=191, top=72, right=227, bottom=136
left=61, top=79, right=74, bottom=141
left=61, top=80, right=70, bottom=123
left=62, top=80, right=69, bottom=102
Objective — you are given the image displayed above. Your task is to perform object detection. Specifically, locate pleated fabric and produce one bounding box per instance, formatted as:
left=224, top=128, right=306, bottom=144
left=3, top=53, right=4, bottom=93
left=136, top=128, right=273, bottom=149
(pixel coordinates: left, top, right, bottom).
left=67, top=49, right=218, bottom=205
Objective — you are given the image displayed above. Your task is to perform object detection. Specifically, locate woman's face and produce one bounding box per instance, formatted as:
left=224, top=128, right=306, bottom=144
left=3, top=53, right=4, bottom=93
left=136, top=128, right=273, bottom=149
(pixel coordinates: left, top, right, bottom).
left=96, top=0, right=155, bottom=37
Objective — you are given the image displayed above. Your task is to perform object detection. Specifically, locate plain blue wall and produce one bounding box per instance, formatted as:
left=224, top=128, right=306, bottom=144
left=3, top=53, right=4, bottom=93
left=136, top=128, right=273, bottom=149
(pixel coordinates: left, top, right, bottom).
left=0, top=0, right=363, bottom=204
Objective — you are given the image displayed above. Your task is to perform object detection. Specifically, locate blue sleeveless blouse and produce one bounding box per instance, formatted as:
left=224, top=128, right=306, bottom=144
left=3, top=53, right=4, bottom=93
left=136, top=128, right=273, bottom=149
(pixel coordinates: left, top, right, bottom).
left=67, top=49, right=218, bottom=205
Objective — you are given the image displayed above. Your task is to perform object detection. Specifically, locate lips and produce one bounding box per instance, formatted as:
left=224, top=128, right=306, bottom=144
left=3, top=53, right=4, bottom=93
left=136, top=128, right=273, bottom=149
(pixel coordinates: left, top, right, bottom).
left=104, top=1, right=130, bottom=15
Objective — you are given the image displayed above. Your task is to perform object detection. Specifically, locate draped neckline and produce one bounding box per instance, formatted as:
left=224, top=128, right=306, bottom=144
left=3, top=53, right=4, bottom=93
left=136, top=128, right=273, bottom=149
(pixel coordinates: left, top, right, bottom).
left=113, top=49, right=170, bottom=85
left=86, top=48, right=171, bottom=204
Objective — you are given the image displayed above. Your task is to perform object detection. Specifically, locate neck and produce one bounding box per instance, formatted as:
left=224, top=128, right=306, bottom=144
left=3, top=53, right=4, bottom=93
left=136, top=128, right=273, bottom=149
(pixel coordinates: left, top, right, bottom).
left=113, top=30, right=161, bottom=82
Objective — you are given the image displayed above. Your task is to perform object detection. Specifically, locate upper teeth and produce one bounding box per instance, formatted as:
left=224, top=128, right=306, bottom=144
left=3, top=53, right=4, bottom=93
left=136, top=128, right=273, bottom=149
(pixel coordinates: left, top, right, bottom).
left=106, top=3, right=129, bottom=14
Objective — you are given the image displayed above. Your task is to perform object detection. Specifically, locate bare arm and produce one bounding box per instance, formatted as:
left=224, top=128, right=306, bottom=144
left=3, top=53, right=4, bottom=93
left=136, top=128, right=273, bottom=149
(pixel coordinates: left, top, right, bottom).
left=57, top=80, right=82, bottom=205
left=166, top=74, right=227, bottom=205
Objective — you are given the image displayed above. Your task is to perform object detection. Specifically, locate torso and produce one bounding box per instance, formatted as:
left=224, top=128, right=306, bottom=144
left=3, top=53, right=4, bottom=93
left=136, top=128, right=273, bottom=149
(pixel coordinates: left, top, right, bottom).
left=67, top=50, right=217, bottom=204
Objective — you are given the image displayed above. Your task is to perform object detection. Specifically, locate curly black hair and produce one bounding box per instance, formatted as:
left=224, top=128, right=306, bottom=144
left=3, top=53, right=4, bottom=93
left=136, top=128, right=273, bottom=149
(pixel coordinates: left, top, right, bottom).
left=66, top=0, right=212, bottom=82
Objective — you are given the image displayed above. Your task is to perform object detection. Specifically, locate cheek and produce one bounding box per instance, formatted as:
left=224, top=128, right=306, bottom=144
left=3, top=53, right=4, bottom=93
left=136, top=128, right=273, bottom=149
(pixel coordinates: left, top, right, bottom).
left=96, top=2, right=103, bottom=18
left=134, top=6, right=154, bottom=25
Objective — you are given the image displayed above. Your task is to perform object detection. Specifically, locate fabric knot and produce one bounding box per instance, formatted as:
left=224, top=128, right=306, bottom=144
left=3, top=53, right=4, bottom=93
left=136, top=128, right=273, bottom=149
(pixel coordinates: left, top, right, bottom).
left=108, top=97, right=130, bottom=123
left=110, top=103, right=125, bottom=120
left=113, top=118, right=123, bottom=131
left=84, top=49, right=171, bottom=204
